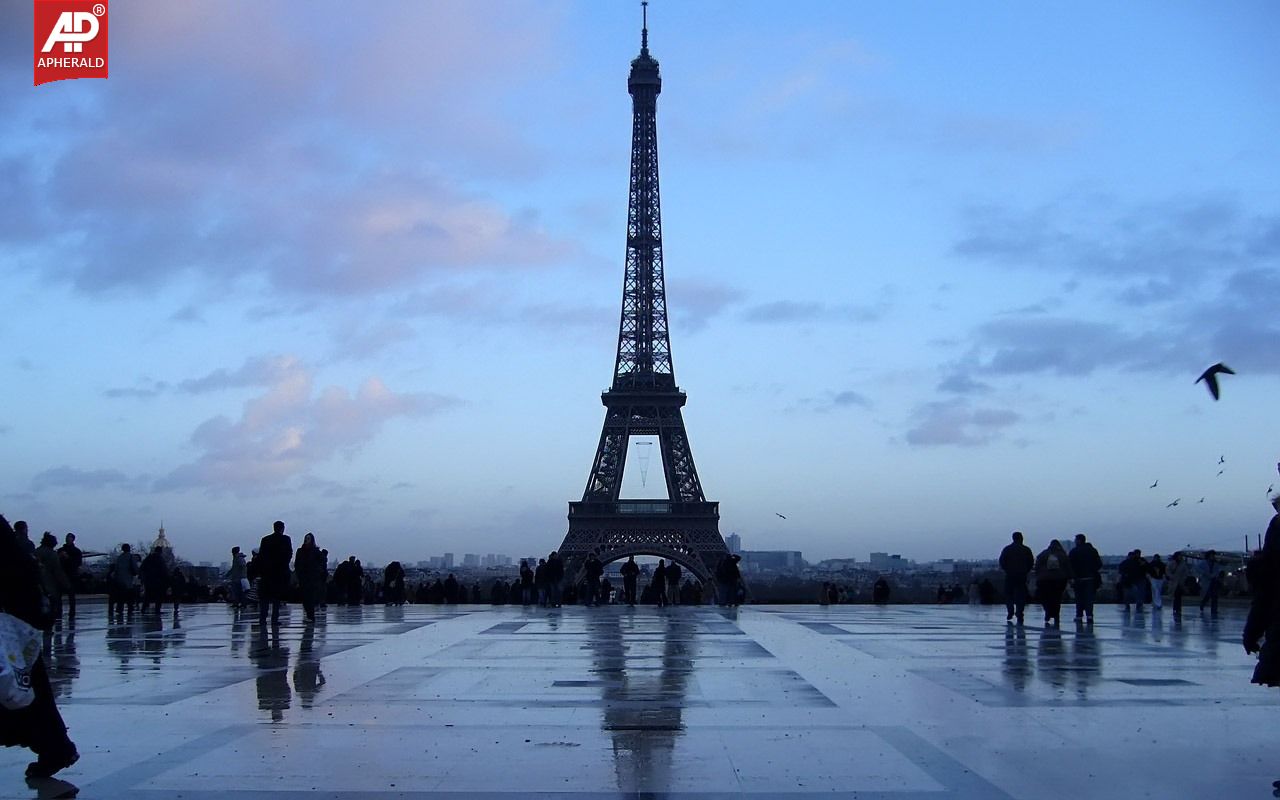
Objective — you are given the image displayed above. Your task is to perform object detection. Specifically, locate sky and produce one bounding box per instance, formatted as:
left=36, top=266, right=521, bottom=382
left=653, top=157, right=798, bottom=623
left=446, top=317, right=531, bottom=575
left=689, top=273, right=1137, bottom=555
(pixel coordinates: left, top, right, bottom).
left=2, top=1, right=1278, bottom=565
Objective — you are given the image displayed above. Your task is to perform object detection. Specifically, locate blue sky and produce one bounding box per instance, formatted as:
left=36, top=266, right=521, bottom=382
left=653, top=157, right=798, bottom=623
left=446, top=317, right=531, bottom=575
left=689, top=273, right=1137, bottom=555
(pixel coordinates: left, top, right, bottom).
left=2, top=1, right=1277, bottom=565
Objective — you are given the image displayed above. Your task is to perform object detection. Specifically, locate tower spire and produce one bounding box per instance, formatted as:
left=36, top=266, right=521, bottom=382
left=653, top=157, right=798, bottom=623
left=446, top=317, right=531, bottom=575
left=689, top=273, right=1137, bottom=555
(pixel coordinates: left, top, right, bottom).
left=641, top=1, right=649, bottom=53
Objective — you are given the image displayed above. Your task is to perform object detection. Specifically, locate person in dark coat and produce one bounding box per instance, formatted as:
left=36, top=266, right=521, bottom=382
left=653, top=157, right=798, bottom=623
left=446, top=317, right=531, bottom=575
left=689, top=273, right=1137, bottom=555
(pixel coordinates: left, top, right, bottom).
left=545, top=552, right=565, bottom=608
left=384, top=561, right=406, bottom=605
left=665, top=561, right=682, bottom=606
left=257, top=520, right=293, bottom=626
left=169, top=568, right=189, bottom=614
left=443, top=573, right=459, bottom=605
left=999, top=531, right=1034, bottom=625
left=652, top=560, right=668, bottom=607
left=1034, top=539, right=1073, bottom=627
left=519, top=559, right=535, bottom=605
left=621, top=556, right=640, bottom=605
left=294, top=534, right=326, bottom=620
left=1068, top=533, right=1102, bottom=623
left=582, top=554, right=604, bottom=606
left=139, top=546, right=170, bottom=614
left=0, top=514, right=79, bottom=778
left=1245, top=494, right=1280, bottom=687
left=57, top=533, right=83, bottom=621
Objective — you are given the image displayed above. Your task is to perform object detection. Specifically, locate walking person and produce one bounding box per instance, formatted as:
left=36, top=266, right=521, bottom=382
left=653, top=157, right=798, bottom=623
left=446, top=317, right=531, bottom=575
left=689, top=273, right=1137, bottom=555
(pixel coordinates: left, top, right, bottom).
left=257, top=520, right=293, bottom=626
left=1243, top=494, right=1280, bottom=793
left=0, top=515, right=79, bottom=779
left=1200, top=550, right=1224, bottom=616
left=1034, top=539, right=1072, bottom=627
left=621, top=556, right=640, bottom=606
left=294, top=533, right=326, bottom=621
left=139, top=546, right=169, bottom=614
left=999, top=531, right=1034, bottom=625
left=1119, top=550, right=1148, bottom=613
left=34, top=533, right=70, bottom=624
left=57, top=533, right=83, bottom=621
left=108, top=543, right=138, bottom=618
left=518, top=559, right=535, bottom=605
left=534, top=559, right=549, bottom=607
left=545, top=552, right=565, bottom=608
left=170, top=567, right=188, bottom=615
left=227, top=546, right=248, bottom=610
left=582, top=553, right=603, bottom=606
left=1147, top=553, right=1167, bottom=611
left=1068, top=533, right=1102, bottom=624
left=1168, top=552, right=1191, bottom=618
left=665, top=561, right=682, bottom=606
left=652, top=559, right=668, bottom=607
left=383, top=560, right=406, bottom=605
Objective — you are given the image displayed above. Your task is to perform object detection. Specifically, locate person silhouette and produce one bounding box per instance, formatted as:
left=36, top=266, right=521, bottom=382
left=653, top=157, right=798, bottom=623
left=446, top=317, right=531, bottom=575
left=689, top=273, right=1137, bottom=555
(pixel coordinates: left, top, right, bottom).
left=256, top=521, right=293, bottom=626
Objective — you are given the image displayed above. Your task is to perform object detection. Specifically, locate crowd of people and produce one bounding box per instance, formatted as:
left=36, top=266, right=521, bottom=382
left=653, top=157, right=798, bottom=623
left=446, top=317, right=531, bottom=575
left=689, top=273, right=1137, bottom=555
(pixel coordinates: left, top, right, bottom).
left=998, top=530, right=1236, bottom=627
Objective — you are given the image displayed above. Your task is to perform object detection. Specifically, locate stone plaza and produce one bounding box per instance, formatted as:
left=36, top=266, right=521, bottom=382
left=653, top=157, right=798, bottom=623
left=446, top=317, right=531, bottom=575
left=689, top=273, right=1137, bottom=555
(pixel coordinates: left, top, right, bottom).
left=2, top=601, right=1275, bottom=798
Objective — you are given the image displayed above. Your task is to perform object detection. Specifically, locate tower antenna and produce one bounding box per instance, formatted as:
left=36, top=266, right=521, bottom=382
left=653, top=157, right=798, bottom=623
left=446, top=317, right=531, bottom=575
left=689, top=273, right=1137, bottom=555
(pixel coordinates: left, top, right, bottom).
left=641, top=1, right=648, bottom=52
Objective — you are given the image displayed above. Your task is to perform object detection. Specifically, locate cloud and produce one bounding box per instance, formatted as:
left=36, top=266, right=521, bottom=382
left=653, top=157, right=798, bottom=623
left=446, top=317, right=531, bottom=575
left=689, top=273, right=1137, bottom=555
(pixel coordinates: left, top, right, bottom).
left=329, top=320, right=416, bottom=362
left=1, top=2, right=575, bottom=299
left=31, top=466, right=139, bottom=492
left=792, top=388, right=872, bottom=413
left=179, top=356, right=301, bottom=394
left=832, top=390, right=871, bottom=408
left=742, top=299, right=885, bottom=324
left=905, top=400, right=1020, bottom=447
left=967, top=317, right=1175, bottom=377
left=395, top=282, right=611, bottom=331
left=155, top=357, right=457, bottom=494
left=104, top=380, right=170, bottom=399
left=953, top=195, right=1280, bottom=291
left=667, top=279, right=745, bottom=332
left=937, top=373, right=991, bottom=395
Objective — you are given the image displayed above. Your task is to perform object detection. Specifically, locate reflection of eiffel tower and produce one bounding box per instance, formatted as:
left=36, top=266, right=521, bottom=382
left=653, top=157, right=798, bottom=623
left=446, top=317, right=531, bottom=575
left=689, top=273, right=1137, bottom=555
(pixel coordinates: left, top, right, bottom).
left=556, top=8, right=730, bottom=583
left=586, top=609, right=694, bottom=793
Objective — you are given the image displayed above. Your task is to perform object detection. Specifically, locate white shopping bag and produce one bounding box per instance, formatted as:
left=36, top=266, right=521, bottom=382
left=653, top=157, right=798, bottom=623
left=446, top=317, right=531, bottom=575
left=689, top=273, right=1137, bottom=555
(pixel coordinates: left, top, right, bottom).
left=0, top=612, right=42, bottom=710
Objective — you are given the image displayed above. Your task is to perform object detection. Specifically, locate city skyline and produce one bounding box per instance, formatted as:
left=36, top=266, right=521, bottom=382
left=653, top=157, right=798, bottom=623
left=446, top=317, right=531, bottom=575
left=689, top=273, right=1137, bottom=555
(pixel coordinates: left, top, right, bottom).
left=1, top=2, right=1278, bottom=565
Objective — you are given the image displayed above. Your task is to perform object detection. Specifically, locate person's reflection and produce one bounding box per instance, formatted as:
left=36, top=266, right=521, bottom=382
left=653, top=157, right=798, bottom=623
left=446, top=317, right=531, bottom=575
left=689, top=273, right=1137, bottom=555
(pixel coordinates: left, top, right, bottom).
left=1068, top=623, right=1102, bottom=700
left=293, top=621, right=326, bottom=709
left=141, top=614, right=167, bottom=665
left=106, top=617, right=139, bottom=674
left=586, top=610, right=693, bottom=794
left=250, top=628, right=291, bottom=721
left=230, top=615, right=249, bottom=656
left=1036, top=625, right=1067, bottom=689
left=47, top=627, right=80, bottom=700
left=1002, top=626, right=1032, bottom=693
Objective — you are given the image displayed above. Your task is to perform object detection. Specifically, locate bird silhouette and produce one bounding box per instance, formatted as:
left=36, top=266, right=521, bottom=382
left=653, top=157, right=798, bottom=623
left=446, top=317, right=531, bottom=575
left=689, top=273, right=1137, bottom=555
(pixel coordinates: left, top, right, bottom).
left=1166, top=498, right=1180, bottom=508
left=1268, top=484, right=1275, bottom=495
left=1198, top=497, right=1205, bottom=503
left=1217, top=469, right=1225, bottom=476
left=1195, top=363, right=1235, bottom=400
left=775, top=512, right=787, bottom=520
left=1149, top=480, right=1159, bottom=489
left=1218, top=455, right=1226, bottom=465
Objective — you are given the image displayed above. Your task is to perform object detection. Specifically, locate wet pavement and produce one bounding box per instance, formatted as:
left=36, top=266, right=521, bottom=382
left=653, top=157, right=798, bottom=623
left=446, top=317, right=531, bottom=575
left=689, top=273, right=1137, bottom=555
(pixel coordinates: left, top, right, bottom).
left=2, top=602, right=1275, bottom=798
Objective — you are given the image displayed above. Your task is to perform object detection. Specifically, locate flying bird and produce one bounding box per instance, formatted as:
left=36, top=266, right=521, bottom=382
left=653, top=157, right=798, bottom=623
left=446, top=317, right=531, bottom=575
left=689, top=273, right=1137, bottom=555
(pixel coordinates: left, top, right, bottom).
left=1166, top=499, right=1180, bottom=508
left=1218, top=456, right=1226, bottom=465
left=1199, top=498, right=1205, bottom=503
left=1149, top=480, right=1159, bottom=489
left=1268, top=484, right=1274, bottom=495
left=1195, top=363, right=1235, bottom=400
left=775, top=512, right=787, bottom=520
left=1218, top=469, right=1225, bottom=476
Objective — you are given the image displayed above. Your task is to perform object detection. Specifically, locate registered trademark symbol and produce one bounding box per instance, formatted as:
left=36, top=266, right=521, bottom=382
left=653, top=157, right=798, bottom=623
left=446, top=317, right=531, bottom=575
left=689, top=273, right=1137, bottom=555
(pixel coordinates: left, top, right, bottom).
left=93, top=3, right=106, bottom=16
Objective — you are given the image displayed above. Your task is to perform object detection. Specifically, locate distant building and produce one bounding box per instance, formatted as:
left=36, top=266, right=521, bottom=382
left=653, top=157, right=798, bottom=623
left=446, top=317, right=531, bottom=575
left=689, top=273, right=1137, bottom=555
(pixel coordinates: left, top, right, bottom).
left=463, top=553, right=480, bottom=568
left=726, top=533, right=741, bottom=555
left=443, top=553, right=454, bottom=569
left=870, top=552, right=910, bottom=572
left=741, top=550, right=804, bottom=572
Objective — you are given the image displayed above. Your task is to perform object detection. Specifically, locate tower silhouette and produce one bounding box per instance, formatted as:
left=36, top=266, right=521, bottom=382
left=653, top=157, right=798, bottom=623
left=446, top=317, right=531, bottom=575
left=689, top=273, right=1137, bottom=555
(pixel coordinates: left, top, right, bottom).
left=556, top=8, right=730, bottom=584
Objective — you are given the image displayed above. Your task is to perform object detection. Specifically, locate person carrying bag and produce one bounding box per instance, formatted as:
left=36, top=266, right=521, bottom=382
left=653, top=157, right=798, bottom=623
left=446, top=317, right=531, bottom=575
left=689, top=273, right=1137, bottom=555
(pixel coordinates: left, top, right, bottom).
left=0, top=514, right=79, bottom=779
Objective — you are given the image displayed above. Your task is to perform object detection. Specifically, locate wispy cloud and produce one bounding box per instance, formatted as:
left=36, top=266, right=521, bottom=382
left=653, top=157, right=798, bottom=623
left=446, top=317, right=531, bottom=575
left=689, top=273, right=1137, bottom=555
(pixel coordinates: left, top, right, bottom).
left=155, top=357, right=458, bottom=494
left=905, top=399, right=1020, bottom=447
left=31, top=466, right=143, bottom=492
left=742, top=299, right=885, bottom=324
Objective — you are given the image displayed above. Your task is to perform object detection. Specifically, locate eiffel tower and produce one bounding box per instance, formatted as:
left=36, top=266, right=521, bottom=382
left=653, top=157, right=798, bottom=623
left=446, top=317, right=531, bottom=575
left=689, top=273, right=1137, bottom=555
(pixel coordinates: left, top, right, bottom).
left=556, top=7, right=730, bottom=584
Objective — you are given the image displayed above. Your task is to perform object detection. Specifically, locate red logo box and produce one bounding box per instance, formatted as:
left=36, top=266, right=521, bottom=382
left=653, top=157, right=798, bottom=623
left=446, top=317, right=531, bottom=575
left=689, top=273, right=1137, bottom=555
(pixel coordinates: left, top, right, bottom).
left=34, top=0, right=109, bottom=87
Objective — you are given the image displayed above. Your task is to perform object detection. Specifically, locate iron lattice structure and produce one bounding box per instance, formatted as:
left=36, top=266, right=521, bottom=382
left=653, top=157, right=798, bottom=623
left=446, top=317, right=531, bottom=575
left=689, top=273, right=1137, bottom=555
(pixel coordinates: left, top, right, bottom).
left=556, top=19, right=730, bottom=584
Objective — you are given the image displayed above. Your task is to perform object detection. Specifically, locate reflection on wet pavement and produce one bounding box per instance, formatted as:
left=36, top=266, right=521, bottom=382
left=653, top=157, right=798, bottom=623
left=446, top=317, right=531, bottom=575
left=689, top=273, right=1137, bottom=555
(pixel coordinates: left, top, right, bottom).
left=0, top=603, right=1274, bottom=798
